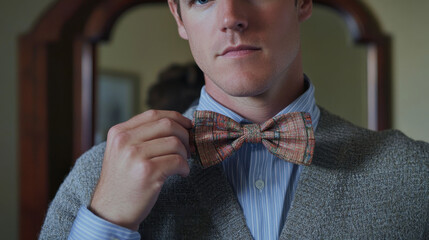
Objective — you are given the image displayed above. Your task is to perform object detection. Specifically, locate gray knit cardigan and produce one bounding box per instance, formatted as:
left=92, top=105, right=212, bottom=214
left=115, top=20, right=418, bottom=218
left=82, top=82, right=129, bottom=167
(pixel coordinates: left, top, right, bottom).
left=40, top=108, right=429, bottom=239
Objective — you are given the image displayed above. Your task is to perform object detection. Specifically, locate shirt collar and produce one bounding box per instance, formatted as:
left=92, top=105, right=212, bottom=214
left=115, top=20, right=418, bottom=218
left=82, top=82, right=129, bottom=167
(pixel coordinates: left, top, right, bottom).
left=196, top=75, right=320, bottom=130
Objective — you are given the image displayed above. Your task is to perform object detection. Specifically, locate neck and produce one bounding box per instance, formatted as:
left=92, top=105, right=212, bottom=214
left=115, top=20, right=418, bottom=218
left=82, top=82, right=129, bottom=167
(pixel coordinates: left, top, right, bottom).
left=205, top=56, right=305, bottom=124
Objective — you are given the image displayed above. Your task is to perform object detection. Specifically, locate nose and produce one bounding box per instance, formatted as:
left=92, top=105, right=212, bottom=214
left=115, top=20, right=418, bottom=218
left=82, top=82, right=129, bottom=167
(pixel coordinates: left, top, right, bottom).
left=219, top=0, right=248, bottom=32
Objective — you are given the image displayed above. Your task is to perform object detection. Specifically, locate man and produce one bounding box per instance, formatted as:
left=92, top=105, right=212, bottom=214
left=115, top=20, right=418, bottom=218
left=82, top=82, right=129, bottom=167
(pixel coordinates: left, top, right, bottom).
left=40, top=0, right=429, bottom=239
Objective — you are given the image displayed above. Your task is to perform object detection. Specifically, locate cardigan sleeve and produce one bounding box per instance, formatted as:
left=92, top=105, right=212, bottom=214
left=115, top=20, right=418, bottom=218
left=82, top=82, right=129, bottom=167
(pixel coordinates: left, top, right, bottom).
left=39, top=143, right=106, bottom=239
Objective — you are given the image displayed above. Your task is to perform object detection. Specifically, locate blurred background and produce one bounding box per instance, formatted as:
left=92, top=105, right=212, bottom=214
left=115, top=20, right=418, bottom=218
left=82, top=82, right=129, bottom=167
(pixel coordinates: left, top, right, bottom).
left=1, top=0, right=428, bottom=238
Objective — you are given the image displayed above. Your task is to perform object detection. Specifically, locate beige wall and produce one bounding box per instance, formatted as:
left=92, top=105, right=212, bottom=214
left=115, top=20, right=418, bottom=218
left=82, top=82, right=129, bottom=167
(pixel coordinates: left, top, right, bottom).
left=1, top=0, right=428, bottom=238
left=362, top=0, right=429, bottom=142
left=98, top=4, right=194, bottom=111
left=301, top=5, right=368, bottom=128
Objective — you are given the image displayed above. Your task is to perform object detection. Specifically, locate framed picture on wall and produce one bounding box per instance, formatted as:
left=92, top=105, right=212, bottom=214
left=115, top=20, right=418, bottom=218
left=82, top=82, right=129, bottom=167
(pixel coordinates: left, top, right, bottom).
left=95, top=70, right=141, bottom=144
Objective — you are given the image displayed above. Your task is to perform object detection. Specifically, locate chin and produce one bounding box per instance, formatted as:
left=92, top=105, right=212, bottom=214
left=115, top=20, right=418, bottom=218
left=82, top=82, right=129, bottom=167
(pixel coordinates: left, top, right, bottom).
left=220, top=78, right=272, bottom=98
left=205, top=65, right=277, bottom=98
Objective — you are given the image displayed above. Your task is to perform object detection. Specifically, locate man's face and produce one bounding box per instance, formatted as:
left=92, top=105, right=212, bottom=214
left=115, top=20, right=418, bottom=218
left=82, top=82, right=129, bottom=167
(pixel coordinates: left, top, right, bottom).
left=169, top=0, right=312, bottom=99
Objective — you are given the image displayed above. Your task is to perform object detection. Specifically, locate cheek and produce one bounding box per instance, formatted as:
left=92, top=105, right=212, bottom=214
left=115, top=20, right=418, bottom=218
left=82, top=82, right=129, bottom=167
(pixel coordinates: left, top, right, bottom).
left=187, top=36, right=211, bottom=78
left=184, top=24, right=204, bottom=57
left=265, top=4, right=300, bottom=37
left=184, top=21, right=216, bottom=74
left=268, top=14, right=300, bottom=55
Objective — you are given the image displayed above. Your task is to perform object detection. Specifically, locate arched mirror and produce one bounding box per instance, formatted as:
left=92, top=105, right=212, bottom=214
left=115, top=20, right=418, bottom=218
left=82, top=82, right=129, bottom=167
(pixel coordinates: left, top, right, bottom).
left=18, top=0, right=390, bottom=238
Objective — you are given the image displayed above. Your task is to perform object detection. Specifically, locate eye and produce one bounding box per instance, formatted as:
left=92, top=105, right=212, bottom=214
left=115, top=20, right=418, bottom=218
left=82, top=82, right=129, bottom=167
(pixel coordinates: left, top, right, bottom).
left=195, top=0, right=209, bottom=5
left=187, top=0, right=211, bottom=7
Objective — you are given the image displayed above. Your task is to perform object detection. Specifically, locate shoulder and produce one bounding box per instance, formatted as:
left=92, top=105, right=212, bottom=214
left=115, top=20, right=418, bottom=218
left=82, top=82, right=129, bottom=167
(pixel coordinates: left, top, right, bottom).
left=315, top=107, right=429, bottom=170
left=39, top=143, right=106, bottom=239
left=296, top=108, right=428, bottom=238
left=72, top=142, right=106, bottom=185
left=58, top=142, right=106, bottom=204
left=76, top=142, right=106, bottom=165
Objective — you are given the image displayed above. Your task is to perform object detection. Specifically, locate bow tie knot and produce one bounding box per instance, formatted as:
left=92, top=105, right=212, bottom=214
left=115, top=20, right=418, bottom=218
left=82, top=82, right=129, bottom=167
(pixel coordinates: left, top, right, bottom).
left=190, top=110, right=315, bottom=168
left=243, top=124, right=262, bottom=143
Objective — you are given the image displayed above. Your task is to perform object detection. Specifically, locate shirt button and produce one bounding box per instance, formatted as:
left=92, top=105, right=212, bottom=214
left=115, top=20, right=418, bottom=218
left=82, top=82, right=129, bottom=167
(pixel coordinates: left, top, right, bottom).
left=255, top=179, right=265, bottom=190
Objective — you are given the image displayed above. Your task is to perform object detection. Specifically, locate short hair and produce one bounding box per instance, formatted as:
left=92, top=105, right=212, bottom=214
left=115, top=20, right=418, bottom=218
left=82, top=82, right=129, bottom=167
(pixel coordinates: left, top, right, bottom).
left=147, top=62, right=204, bottom=113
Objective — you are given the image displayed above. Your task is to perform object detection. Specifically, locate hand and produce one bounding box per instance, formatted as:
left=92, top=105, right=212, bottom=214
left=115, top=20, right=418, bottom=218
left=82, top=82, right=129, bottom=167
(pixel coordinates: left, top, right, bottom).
left=89, top=110, right=192, bottom=231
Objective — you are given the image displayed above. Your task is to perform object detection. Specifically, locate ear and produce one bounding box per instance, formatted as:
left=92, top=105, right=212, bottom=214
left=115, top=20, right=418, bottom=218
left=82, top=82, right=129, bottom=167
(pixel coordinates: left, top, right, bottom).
left=168, top=0, right=189, bottom=40
left=297, top=0, right=312, bottom=22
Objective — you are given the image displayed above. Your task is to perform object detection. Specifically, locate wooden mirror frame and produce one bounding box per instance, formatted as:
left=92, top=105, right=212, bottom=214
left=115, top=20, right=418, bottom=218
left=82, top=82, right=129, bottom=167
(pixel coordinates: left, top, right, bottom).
left=18, top=0, right=390, bottom=238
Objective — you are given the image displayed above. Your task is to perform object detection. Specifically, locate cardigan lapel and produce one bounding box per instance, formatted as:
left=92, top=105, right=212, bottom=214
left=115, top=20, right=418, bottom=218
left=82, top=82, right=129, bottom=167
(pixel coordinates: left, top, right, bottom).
left=279, top=109, right=344, bottom=238
left=279, top=149, right=341, bottom=238
left=188, top=158, right=254, bottom=239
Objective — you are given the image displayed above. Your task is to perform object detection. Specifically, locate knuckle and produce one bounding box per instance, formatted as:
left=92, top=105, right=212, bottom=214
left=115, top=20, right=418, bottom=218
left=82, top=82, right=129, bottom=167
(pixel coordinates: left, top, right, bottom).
left=126, top=145, right=140, bottom=158
left=144, top=109, right=158, bottom=120
left=167, top=154, right=184, bottom=169
left=166, top=136, right=182, bottom=149
left=172, top=111, right=182, bottom=119
left=136, top=160, right=155, bottom=176
left=172, top=154, right=184, bottom=165
left=107, top=124, right=121, bottom=138
left=112, top=131, right=130, bottom=147
left=159, top=118, right=174, bottom=130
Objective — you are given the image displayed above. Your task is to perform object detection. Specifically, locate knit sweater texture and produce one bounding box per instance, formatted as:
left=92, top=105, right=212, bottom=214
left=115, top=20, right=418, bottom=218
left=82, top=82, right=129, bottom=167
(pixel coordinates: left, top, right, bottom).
left=40, top=108, right=429, bottom=239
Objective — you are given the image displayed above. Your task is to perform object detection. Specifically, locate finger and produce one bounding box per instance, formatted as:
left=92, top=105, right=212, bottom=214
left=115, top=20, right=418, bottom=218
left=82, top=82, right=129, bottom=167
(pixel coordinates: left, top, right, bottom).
left=107, top=115, right=190, bottom=153
left=121, top=110, right=192, bottom=131
left=150, top=154, right=190, bottom=178
left=141, top=136, right=188, bottom=161
left=129, top=117, right=191, bottom=151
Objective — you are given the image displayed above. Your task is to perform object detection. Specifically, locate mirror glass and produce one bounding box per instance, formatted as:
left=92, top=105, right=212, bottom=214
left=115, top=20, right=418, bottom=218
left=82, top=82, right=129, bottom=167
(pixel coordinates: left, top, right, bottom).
left=95, top=3, right=368, bottom=144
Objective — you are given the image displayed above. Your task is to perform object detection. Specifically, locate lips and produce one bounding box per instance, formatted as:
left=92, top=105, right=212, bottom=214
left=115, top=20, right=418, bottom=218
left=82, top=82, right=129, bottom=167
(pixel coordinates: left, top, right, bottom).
left=219, top=45, right=261, bottom=57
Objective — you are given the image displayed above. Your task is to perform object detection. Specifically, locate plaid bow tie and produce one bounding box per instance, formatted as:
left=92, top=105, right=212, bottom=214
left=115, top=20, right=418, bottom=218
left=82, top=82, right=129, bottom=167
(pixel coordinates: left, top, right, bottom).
left=189, top=110, right=315, bottom=168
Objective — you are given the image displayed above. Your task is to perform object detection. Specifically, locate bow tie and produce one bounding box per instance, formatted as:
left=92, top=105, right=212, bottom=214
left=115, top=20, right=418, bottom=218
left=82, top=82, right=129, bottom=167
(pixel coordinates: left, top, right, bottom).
left=189, top=110, right=315, bottom=168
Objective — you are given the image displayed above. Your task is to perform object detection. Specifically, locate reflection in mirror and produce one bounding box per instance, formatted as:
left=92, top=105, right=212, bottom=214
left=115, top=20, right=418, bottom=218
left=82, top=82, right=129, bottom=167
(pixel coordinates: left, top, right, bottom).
left=96, top=3, right=369, bottom=143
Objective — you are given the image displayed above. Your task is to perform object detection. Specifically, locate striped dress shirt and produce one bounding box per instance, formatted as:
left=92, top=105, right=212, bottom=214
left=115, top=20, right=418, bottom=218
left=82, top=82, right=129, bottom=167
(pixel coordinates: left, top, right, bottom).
left=69, top=206, right=140, bottom=240
left=69, top=76, right=319, bottom=240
